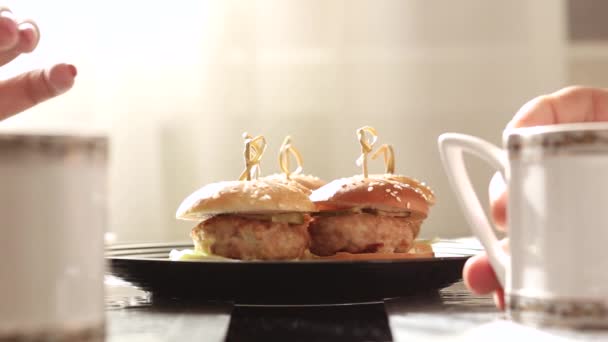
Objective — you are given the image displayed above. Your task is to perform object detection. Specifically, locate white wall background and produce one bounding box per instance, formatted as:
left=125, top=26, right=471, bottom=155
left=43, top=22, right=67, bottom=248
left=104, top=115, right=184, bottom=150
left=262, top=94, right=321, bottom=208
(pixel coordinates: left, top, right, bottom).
left=0, top=0, right=568, bottom=242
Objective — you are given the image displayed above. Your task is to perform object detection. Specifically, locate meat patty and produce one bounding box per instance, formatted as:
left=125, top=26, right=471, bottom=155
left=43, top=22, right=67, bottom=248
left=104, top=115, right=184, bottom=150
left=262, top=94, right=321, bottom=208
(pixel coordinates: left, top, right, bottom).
left=191, top=214, right=311, bottom=260
left=308, top=213, right=421, bottom=256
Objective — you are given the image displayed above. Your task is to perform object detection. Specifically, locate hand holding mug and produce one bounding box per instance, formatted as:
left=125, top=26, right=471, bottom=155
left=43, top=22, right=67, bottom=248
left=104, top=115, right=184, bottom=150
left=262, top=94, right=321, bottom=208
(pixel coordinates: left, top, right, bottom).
left=464, top=86, right=608, bottom=308
left=439, top=86, right=608, bottom=328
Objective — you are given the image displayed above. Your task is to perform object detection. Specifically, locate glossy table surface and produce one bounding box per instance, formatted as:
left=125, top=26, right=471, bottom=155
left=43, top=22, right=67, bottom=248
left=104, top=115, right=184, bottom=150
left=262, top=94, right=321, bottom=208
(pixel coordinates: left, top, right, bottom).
left=105, top=276, right=608, bottom=341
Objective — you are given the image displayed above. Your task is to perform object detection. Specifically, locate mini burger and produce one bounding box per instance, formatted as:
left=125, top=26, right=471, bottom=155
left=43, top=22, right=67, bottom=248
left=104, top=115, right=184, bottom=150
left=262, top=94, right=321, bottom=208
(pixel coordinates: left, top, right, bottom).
left=308, top=176, right=432, bottom=256
left=307, top=127, right=435, bottom=257
left=175, top=179, right=316, bottom=260
left=174, top=133, right=316, bottom=260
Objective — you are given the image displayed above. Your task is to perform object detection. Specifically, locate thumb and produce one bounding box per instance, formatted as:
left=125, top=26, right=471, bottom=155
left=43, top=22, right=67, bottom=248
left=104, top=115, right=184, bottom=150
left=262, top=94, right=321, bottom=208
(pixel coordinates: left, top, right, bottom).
left=0, top=63, right=77, bottom=121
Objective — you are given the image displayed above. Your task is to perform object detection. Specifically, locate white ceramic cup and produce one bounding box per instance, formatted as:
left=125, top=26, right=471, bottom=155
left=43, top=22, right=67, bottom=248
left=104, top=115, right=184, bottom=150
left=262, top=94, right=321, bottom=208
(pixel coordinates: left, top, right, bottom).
left=438, top=122, right=608, bottom=329
left=0, top=128, right=108, bottom=340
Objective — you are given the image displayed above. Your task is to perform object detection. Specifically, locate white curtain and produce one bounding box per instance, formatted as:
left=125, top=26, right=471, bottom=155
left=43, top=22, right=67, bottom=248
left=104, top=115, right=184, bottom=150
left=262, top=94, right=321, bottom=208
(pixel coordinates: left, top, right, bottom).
left=1, top=0, right=567, bottom=242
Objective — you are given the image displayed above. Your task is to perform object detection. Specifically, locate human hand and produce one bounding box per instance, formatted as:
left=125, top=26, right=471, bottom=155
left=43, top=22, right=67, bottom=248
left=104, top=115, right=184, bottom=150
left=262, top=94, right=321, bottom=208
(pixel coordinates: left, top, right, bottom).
left=0, top=7, right=76, bottom=122
left=463, top=86, right=608, bottom=309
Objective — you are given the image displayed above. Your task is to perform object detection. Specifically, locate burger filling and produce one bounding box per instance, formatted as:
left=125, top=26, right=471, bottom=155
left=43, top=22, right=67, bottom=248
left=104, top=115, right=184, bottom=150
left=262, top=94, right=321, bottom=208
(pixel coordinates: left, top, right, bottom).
left=314, top=207, right=414, bottom=218
left=233, top=212, right=307, bottom=224
left=308, top=209, right=422, bottom=256
left=191, top=213, right=312, bottom=260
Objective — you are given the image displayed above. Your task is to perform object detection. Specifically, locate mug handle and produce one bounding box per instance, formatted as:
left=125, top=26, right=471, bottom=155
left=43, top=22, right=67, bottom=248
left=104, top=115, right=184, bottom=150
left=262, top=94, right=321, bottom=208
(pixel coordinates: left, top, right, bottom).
left=437, top=133, right=509, bottom=287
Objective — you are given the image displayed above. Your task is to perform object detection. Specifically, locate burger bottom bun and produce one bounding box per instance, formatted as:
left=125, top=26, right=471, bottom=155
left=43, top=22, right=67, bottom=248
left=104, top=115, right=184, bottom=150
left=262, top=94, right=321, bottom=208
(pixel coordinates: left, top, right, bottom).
left=313, top=240, right=435, bottom=260
left=308, top=213, right=421, bottom=256
left=192, top=215, right=311, bottom=260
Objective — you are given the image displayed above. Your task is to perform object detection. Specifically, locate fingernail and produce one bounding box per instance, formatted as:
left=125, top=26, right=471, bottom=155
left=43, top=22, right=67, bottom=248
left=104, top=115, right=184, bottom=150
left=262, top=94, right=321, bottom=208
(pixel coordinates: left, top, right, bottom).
left=0, top=9, right=16, bottom=21
left=18, top=20, right=39, bottom=41
left=18, top=24, right=37, bottom=48
left=44, top=64, right=76, bottom=95
left=67, top=64, right=77, bottom=77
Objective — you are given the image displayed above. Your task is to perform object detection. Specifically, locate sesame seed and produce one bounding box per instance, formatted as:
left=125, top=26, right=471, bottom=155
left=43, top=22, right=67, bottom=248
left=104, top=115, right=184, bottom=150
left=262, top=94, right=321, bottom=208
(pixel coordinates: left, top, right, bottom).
left=368, top=187, right=373, bottom=192
left=394, top=184, right=402, bottom=189
left=385, top=189, right=391, bottom=193
left=396, top=197, right=402, bottom=202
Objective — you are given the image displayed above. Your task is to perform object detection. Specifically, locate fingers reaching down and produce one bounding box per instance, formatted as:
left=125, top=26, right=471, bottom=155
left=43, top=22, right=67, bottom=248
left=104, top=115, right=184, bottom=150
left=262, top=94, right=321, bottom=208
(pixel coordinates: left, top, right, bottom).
left=0, top=9, right=40, bottom=67
left=0, top=8, right=18, bottom=50
left=0, top=8, right=76, bottom=122
left=0, top=63, right=77, bottom=121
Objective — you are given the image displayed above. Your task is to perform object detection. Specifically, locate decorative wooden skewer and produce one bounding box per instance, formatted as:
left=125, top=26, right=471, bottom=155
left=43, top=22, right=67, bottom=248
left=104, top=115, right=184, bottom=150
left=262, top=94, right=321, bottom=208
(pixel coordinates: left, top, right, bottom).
left=239, top=132, right=267, bottom=181
left=356, top=126, right=378, bottom=178
left=371, top=144, right=395, bottom=174
left=278, top=136, right=304, bottom=180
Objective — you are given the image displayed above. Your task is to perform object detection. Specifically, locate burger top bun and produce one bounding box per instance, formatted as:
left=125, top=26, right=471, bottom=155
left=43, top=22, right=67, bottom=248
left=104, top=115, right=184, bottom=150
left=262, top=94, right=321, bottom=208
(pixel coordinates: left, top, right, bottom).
left=310, top=175, right=429, bottom=217
left=370, top=173, right=436, bottom=206
left=176, top=179, right=316, bottom=221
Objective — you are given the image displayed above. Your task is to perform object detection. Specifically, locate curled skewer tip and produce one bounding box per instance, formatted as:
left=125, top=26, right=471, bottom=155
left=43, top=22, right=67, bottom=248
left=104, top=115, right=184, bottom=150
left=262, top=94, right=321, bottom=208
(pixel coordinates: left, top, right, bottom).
left=356, top=126, right=378, bottom=178
left=371, top=143, right=395, bottom=174
left=279, top=135, right=303, bottom=180
left=239, top=133, right=267, bottom=181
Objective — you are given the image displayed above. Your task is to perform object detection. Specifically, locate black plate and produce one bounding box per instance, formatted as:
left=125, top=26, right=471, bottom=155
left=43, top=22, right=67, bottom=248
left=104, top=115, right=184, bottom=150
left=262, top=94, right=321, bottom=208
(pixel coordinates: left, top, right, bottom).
left=106, top=240, right=479, bottom=305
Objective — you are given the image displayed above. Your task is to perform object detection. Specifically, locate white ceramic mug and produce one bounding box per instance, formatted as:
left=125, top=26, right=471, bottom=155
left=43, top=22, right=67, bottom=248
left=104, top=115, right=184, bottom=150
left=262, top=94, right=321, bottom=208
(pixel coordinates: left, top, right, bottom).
left=438, top=122, right=608, bottom=329
left=0, top=128, right=108, bottom=340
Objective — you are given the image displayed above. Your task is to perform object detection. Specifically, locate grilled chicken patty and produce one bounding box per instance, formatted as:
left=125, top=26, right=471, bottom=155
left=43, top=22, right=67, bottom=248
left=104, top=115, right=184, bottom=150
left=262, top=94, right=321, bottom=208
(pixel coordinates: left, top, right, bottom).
left=191, top=214, right=311, bottom=260
left=308, top=213, right=421, bottom=256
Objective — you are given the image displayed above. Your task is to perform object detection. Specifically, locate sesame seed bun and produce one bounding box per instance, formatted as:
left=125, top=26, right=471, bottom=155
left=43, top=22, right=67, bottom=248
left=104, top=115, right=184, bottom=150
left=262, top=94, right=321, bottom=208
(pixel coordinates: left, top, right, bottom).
left=309, top=175, right=429, bottom=217
left=176, top=179, right=316, bottom=221
left=262, top=173, right=326, bottom=193
left=369, top=173, right=436, bottom=206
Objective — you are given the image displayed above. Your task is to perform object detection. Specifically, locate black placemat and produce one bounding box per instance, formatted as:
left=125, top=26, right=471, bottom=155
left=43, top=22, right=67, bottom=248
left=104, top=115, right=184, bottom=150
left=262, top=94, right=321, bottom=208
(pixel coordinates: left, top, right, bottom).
left=225, top=303, right=392, bottom=342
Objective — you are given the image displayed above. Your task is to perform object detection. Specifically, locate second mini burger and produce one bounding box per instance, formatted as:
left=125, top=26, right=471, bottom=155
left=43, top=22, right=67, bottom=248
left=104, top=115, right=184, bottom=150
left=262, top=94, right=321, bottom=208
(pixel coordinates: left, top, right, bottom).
left=308, top=126, right=435, bottom=257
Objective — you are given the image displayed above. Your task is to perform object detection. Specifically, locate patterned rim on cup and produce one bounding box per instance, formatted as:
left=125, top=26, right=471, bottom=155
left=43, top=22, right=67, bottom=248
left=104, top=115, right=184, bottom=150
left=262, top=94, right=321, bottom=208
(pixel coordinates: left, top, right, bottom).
left=508, top=293, right=608, bottom=329
left=0, top=133, right=107, bottom=160
left=505, top=122, right=608, bottom=159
